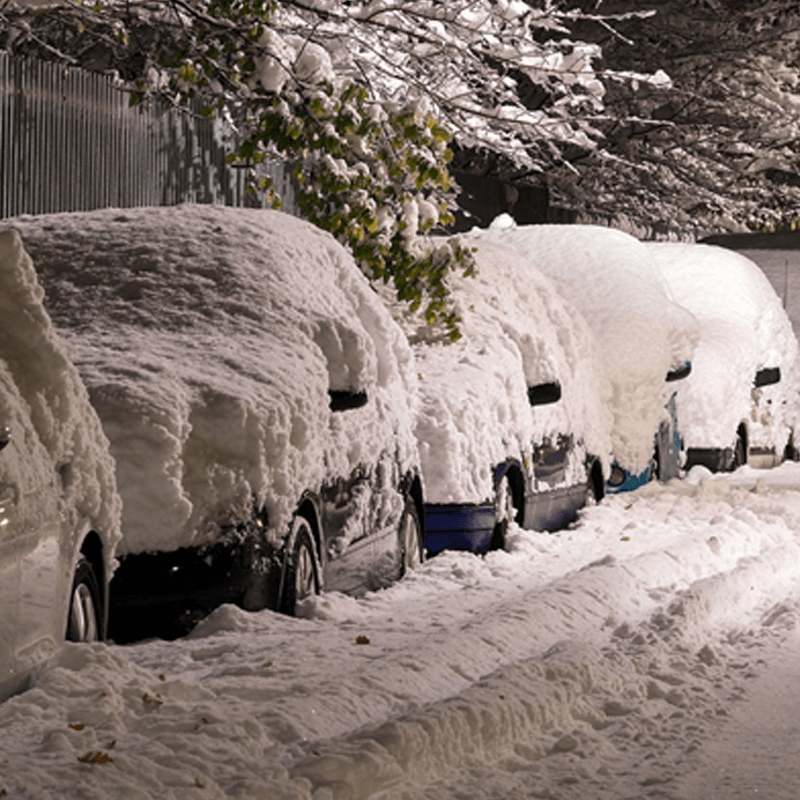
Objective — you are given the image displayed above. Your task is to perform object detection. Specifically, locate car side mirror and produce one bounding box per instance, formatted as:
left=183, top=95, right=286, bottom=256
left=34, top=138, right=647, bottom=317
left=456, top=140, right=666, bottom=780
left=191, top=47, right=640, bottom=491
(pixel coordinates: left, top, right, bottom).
left=666, top=362, right=692, bottom=383
left=754, top=367, right=781, bottom=387
left=329, top=390, right=368, bottom=412
left=528, top=382, right=561, bottom=406
left=0, top=425, right=9, bottom=453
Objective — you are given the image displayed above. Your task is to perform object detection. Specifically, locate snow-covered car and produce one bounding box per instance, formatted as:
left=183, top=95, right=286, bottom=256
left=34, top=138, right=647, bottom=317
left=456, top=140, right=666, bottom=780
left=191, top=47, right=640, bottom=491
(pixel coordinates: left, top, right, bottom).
left=10, top=205, right=425, bottom=642
left=646, top=242, right=800, bottom=471
left=391, top=235, right=613, bottom=554
left=0, top=229, right=121, bottom=700
left=472, top=219, right=698, bottom=492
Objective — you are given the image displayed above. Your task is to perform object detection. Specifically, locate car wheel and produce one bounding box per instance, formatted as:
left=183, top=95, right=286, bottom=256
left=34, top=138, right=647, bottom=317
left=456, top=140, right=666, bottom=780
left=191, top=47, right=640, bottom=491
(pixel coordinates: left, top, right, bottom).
left=66, top=558, right=102, bottom=642
left=490, top=473, right=516, bottom=551
left=399, top=497, right=423, bottom=576
left=280, top=516, right=319, bottom=616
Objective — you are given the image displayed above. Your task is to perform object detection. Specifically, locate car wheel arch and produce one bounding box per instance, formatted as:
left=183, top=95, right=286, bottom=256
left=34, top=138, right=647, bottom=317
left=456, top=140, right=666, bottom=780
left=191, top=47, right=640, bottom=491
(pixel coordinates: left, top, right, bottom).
left=406, top=473, right=426, bottom=540
left=505, top=463, right=526, bottom=522
left=495, top=461, right=526, bottom=523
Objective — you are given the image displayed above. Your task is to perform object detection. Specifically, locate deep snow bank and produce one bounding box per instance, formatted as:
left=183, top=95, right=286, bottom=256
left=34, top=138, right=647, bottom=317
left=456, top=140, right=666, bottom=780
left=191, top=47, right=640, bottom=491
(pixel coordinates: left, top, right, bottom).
left=2, top=466, right=800, bottom=799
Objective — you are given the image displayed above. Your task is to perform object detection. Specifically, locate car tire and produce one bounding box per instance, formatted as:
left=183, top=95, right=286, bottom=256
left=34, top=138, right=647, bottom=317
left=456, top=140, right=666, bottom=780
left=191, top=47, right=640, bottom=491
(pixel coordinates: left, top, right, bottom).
left=490, top=473, right=516, bottom=551
left=399, top=497, right=424, bottom=576
left=280, top=516, right=319, bottom=617
left=66, top=558, right=102, bottom=642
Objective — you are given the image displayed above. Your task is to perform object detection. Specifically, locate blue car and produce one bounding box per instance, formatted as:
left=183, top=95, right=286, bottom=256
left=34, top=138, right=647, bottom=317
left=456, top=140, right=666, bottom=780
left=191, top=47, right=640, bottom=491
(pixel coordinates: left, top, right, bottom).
left=392, top=235, right=613, bottom=554
left=606, top=363, right=691, bottom=493
left=472, top=221, right=699, bottom=499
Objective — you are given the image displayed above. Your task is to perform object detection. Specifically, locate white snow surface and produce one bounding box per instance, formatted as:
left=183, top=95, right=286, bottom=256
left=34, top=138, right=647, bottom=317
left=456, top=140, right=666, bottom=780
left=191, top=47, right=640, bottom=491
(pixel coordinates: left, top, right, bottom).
left=392, top=236, right=613, bottom=504
left=0, top=228, right=122, bottom=553
left=3, top=465, right=800, bottom=798
left=647, top=242, right=800, bottom=453
left=6, top=206, right=419, bottom=556
left=468, top=219, right=699, bottom=473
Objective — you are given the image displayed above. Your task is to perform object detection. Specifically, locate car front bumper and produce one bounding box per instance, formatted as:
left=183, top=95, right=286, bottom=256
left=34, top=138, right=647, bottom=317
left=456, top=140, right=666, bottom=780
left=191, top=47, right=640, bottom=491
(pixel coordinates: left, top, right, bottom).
left=108, top=528, right=280, bottom=643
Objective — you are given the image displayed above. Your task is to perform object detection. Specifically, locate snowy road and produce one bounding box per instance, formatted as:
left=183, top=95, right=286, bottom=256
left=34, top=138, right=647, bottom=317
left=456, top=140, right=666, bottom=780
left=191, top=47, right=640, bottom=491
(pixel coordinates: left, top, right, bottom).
left=3, top=464, right=800, bottom=799
left=678, top=624, right=800, bottom=800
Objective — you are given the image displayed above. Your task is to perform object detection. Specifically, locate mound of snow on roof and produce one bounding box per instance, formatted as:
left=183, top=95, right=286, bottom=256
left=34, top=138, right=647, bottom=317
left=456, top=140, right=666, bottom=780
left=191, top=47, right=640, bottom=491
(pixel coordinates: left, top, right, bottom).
left=647, top=242, right=800, bottom=452
left=9, top=206, right=418, bottom=556
left=470, top=219, right=698, bottom=473
left=0, top=229, right=121, bottom=551
left=391, top=235, right=613, bottom=504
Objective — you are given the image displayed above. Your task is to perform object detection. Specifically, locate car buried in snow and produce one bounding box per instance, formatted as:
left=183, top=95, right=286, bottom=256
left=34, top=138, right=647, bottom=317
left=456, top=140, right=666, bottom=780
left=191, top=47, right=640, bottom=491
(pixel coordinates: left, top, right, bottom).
left=472, top=219, right=698, bottom=495
left=390, top=235, right=613, bottom=554
left=646, top=242, right=800, bottom=472
left=10, top=205, right=426, bottom=643
left=0, top=229, right=121, bottom=701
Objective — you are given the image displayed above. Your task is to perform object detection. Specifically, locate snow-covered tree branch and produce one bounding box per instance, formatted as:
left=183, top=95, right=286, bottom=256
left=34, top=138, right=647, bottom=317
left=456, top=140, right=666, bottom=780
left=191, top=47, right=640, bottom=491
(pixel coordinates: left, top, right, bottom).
left=0, top=0, right=667, bottom=331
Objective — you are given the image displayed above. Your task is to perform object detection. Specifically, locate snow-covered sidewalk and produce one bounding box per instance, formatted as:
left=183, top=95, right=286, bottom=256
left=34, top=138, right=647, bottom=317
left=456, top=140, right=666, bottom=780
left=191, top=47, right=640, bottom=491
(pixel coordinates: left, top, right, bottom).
left=3, top=464, right=800, bottom=800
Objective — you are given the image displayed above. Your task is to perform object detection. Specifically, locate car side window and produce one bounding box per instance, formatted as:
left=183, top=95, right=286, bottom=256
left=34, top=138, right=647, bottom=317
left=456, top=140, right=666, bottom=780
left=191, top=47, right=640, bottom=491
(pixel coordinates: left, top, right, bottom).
left=313, top=318, right=374, bottom=412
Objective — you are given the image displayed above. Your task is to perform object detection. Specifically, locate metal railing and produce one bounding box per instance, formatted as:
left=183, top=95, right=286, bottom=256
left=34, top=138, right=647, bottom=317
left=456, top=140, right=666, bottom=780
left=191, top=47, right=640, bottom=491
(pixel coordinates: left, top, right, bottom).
left=0, top=51, right=296, bottom=219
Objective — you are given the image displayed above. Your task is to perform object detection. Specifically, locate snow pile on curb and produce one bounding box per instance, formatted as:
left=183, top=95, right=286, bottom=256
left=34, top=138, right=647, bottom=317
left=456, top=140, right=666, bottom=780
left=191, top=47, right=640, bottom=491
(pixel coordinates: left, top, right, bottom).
left=3, top=465, right=800, bottom=798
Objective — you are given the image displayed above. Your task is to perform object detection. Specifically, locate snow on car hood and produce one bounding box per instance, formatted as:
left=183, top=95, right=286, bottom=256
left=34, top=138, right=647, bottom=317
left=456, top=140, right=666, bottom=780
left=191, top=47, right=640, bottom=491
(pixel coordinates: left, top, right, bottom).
left=392, top=235, right=613, bottom=505
left=471, top=219, right=698, bottom=473
left=8, top=206, right=419, bottom=556
left=0, top=229, right=122, bottom=553
left=646, top=242, right=800, bottom=451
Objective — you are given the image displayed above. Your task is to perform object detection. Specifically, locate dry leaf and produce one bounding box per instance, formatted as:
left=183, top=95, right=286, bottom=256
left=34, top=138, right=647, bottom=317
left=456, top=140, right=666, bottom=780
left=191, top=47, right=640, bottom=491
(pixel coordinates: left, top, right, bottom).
left=78, top=752, right=113, bottom=764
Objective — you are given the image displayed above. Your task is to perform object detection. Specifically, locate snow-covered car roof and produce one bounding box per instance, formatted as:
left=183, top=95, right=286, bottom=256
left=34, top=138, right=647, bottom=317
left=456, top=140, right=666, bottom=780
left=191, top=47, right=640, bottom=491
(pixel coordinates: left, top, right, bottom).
left=391, top=235, right=613, bottom=505
left=0, top=229, right=122, bottom=553
left=646, top=242, right=800, bottom=452
left=8, top=205, right=419, bottom=556
left=468, top=219, right=698, bottom=473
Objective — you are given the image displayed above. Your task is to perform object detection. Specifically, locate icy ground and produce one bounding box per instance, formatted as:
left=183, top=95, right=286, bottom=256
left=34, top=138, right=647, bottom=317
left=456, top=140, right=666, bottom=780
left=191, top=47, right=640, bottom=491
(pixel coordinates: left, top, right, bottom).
left=4, top=464, right=800, bottom=800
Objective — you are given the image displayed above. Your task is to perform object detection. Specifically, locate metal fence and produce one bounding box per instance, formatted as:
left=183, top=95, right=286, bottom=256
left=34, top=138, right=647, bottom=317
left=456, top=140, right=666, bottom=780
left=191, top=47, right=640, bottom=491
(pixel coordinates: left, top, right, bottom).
left=0, top=51, right=296, bottom=219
